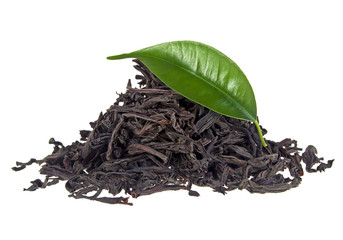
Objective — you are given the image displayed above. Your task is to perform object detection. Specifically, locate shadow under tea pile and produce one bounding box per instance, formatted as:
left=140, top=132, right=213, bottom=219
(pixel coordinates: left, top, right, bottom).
left=13, top=60, right=334, bottom=205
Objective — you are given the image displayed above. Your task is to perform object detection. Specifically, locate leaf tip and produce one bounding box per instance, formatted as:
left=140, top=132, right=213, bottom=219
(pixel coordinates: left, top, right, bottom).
left=106, top=53, right=132, bottom=61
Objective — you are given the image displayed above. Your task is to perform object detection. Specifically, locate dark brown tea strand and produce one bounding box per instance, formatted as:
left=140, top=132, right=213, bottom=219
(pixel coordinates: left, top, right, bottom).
left=13, top=59, right=334, bottom=205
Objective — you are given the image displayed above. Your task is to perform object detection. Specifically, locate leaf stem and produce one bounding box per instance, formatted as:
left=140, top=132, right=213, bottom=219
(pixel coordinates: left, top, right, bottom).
left=254, top=120, right=267, bottom=147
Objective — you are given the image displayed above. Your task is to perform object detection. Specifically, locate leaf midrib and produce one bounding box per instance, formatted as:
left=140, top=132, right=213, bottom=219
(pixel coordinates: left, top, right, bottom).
left=135, top=52, right=255, bottom=121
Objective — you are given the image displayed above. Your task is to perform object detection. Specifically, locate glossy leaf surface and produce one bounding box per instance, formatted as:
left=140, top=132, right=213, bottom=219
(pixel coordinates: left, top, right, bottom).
left=107, top=41, right=257, bottom=122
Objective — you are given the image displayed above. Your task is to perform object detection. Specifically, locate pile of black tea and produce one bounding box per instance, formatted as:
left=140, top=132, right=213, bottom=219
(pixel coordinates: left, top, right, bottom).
left=13, top=60, right=334, bottom=205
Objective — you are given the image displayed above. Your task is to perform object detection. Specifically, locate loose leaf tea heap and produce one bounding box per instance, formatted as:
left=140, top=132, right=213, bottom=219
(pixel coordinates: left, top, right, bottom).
left=13, top=60, right=334, bottom=205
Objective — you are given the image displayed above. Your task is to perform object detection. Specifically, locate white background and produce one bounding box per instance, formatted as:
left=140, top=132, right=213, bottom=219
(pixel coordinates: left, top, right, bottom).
left=1, top=0, right=342, bottom=239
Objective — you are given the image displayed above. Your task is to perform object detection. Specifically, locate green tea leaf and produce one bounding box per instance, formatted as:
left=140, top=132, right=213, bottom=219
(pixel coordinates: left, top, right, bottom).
left=107, top=41, right=267, bottom=146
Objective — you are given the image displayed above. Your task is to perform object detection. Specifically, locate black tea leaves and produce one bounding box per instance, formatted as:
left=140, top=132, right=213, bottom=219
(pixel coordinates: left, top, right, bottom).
left=13, top=60, right=334, bottom=205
